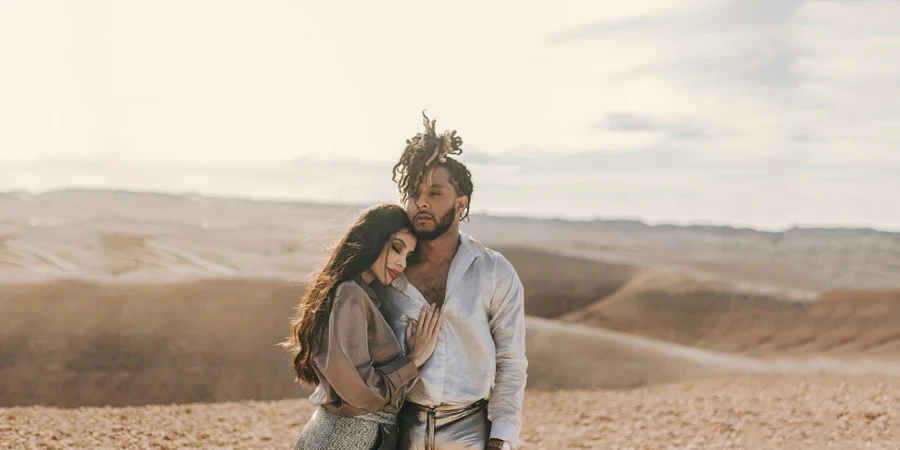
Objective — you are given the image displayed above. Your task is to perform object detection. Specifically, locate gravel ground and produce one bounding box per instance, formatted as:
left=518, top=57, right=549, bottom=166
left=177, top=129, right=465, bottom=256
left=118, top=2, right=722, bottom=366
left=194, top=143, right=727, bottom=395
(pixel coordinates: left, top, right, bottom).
left=2, top=376, right=899, bottom=449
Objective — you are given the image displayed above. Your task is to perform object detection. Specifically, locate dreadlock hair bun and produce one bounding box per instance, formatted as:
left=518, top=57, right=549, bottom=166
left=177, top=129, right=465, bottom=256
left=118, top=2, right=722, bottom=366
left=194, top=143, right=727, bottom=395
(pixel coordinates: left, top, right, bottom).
left=392, top=110, right=474, bottom=222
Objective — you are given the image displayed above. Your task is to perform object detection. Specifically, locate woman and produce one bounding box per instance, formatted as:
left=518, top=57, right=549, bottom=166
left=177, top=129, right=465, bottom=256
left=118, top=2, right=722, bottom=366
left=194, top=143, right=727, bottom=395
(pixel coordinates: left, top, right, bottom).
left=282, top=203, right=442, bottom=450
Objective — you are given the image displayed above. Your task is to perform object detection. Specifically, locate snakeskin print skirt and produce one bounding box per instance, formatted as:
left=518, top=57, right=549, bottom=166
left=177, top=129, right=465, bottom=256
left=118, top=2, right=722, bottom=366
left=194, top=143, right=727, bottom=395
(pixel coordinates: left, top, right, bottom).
left=293, top=406, right=398, bottom=450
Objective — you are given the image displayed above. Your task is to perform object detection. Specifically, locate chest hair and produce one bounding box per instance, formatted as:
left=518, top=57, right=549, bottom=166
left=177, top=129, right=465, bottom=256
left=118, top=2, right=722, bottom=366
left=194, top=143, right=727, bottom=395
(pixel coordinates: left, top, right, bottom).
left=407, top=264, right=450, bottom=308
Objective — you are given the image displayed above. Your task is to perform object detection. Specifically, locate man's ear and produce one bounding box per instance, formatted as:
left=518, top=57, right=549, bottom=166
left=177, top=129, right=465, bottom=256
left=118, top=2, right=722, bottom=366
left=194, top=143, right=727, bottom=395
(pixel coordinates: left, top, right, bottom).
left=456, top=195, right=469, bottom=217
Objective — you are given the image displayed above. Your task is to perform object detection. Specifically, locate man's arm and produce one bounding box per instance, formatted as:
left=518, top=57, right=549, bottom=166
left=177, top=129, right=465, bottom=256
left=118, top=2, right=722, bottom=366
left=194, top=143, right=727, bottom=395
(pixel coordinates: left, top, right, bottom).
left=487, top=257, right=528, bottom=446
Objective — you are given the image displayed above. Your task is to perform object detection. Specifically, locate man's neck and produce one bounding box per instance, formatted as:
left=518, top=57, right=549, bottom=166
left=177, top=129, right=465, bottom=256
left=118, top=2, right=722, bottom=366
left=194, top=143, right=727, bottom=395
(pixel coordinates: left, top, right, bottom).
left=416, top=226, right=461, bottom=266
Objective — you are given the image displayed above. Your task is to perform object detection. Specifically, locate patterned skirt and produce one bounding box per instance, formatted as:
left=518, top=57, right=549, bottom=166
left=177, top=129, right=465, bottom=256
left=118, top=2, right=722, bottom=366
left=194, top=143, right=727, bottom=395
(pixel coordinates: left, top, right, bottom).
left=294, top=406, right=398, bottom=450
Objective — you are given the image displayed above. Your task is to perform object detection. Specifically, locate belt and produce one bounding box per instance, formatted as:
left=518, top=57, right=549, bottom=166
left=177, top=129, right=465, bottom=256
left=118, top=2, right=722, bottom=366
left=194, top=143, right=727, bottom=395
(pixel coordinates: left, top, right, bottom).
left=404, top=400, right=488, bottom=450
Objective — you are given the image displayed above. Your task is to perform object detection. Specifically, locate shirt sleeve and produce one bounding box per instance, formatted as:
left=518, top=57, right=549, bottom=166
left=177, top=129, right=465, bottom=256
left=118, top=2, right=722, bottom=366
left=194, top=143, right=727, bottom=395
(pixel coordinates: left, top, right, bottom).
left=314, top=284, right=418, bottom=413
left=487, top=257, right=528, bottom=445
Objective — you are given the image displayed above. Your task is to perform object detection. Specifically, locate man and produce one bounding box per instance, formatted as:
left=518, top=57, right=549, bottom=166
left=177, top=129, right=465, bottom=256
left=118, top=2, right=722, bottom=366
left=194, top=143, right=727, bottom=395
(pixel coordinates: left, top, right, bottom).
left=379, top=112, right=527, bottom=450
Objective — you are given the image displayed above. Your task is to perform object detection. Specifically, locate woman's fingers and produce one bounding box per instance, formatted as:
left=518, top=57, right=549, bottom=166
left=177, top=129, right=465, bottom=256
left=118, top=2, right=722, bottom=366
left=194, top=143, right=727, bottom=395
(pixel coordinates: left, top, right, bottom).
left=414, top=303, right=443, bottom=341
left=422, top=304, right=433, bottom=332
left=429, top=307, right=441, bottom=336
left=417, top=304, right=429, bottom=327
left=425, top=303, right=437, bottom=330
left=405, top=320, right=413, bottom=342
left=433, top=309, right=443, bottom=336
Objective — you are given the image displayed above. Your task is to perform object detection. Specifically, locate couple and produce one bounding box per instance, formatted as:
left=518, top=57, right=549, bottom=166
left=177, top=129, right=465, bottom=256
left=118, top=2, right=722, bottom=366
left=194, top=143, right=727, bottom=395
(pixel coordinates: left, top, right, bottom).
left=282, top=113, right=527, bottom=450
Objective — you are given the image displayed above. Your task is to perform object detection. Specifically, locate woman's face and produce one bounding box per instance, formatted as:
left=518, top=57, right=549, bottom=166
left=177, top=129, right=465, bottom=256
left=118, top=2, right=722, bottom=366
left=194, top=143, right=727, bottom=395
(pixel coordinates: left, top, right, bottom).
left=368, top=229, right=417, bottom=285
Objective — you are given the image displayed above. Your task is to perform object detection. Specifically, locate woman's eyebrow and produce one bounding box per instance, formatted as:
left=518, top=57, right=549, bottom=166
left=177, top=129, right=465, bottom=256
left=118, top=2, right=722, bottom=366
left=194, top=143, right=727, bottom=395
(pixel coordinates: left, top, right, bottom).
left=393, top=238, right=407, bottom=249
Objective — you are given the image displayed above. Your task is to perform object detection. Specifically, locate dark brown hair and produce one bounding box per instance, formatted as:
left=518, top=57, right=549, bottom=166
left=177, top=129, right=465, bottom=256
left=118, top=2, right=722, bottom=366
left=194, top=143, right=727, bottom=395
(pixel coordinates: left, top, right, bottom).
left=392, top=111, right=474, bottom=221
left=281, top=203, right=413, bottom=385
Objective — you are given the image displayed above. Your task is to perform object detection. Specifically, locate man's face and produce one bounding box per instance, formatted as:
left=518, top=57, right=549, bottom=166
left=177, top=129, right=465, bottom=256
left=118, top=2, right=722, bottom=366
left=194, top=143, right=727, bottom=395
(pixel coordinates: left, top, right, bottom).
left=405, top=166, right=465, bottom=241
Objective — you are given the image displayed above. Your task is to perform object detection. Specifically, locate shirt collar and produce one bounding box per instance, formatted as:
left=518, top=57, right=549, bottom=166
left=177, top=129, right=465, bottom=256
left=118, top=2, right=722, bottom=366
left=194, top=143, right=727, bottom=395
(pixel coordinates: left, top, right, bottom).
left=457, top=231, right=481, bottom=255
left=446, top=232, right=479, bottom=299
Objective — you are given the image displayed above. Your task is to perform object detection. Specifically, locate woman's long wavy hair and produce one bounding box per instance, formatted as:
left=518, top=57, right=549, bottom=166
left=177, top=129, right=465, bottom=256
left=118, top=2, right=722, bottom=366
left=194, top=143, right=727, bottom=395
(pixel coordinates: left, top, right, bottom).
left=281, top=203, right=413, bottom=386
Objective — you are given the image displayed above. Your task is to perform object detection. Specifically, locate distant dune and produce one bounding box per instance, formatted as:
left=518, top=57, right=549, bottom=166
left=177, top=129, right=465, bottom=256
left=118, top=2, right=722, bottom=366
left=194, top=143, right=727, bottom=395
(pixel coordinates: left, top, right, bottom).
left=493, top=246, right=636, bottom=318
left=525, top=316, right=758, bottom=389
left=560, top=271, right=900, bottom=358
left=0, top=279, right=310, bottom=407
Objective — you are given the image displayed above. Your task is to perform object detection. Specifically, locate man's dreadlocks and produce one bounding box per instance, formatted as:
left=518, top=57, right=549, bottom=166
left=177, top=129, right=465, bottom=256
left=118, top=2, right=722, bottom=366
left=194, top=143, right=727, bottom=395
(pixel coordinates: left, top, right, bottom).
left=392, top=111, right=474, bottom=222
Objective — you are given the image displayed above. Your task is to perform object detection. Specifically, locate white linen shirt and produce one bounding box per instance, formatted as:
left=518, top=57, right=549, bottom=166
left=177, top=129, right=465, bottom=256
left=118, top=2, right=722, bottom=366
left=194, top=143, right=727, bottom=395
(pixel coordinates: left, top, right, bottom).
left=380, top=232, right=528, bottom=444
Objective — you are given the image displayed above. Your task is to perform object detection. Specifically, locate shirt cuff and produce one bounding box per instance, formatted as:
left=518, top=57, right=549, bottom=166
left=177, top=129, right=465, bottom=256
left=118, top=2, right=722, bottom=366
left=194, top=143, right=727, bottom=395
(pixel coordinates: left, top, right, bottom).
left=489, top=420, right=520, bottom=446
left=382, top=356, right=418, bottom=386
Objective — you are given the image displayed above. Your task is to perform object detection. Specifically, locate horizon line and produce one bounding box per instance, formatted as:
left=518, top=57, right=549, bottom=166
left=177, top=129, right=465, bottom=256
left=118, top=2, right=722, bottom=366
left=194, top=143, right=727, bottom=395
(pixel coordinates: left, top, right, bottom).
left=4, top=185, right=900, bottom=236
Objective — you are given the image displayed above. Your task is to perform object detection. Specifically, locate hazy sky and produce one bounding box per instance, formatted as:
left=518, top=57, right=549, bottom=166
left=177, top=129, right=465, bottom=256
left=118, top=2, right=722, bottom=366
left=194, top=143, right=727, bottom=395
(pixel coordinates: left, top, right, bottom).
left=2, top=0, right=899, bottom=230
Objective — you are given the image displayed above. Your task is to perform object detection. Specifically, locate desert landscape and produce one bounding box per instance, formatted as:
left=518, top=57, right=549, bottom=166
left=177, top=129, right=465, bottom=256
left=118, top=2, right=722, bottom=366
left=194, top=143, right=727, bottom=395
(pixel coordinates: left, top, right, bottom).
left=2, top=189, right=900, bottom=448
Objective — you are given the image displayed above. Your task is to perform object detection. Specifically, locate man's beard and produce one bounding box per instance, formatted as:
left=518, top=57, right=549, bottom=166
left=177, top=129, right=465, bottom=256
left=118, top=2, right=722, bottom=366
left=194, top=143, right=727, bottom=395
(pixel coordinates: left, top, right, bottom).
left=412, top=206, right=455, bottom=241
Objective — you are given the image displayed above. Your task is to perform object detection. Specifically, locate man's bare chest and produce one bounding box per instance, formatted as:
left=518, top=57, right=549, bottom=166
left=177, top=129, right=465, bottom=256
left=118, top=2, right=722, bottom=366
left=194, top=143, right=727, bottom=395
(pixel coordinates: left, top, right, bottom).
left=405, top=265, right=450, bottom=307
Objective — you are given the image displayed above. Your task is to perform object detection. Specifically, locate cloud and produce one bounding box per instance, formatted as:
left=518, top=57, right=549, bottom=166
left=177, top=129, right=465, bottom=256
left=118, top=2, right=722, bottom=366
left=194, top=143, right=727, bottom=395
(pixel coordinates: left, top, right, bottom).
left=549, top=0, right=804, bottom=44
left=789, top=129, right=822, bottom=143
left=597, top=112, right=719, bottom=142
left=551, top=0, right=820, bottom=109
left=466, top=148, right=900, bottom=176
left=602, top=112, right=659, bottom=131
left=537, top=0, right=900, bottom=178
left=737, top=40, right=806, bottom=89
left=30, top=150, right=899, bottom=192
left=718, top=0, right=803, bottom=26
left=546, top=15, right=673, bottom=45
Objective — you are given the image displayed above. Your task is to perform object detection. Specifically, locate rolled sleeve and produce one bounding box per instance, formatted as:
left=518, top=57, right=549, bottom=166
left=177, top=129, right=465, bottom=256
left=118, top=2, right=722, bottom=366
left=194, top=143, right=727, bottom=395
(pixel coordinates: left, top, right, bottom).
left=378, top=356, right=418, bottom=389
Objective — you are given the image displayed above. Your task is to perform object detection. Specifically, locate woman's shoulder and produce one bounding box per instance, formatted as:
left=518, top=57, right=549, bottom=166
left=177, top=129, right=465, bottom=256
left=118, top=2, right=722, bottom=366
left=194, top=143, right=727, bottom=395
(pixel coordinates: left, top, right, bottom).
left=333, top=280, right=370, bottom=306
left=330, top=280, right=376, bottom=326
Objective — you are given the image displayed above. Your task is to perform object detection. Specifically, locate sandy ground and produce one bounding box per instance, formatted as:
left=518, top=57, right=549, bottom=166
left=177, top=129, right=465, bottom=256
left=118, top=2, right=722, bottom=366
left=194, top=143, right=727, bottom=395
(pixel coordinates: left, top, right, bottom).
left=2, top=376, right=899, bottom=449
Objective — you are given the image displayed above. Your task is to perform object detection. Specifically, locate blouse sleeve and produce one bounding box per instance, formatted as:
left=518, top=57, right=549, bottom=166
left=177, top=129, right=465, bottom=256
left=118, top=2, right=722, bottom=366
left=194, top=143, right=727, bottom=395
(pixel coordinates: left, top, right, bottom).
left=313, top=284, right=418, bottom=413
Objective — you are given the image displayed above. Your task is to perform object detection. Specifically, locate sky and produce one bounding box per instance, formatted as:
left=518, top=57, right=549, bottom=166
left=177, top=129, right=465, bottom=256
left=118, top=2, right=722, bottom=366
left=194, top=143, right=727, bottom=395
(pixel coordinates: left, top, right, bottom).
left=1, top=0, right=899, bottom=231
